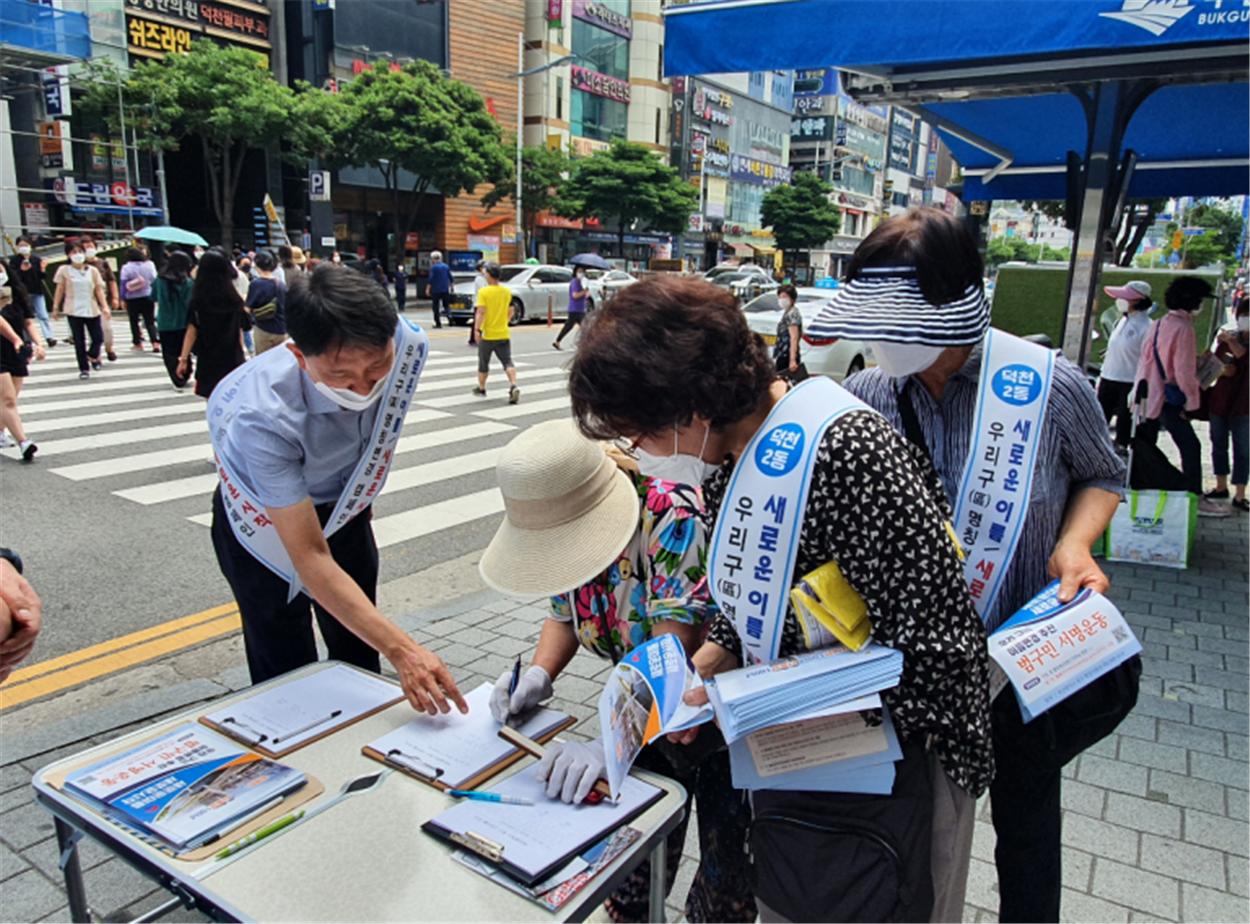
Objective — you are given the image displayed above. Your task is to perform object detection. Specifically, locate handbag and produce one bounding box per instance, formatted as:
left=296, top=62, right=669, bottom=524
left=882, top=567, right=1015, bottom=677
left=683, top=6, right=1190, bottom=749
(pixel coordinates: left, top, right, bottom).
left=779, top=361, right=809, bottom=383
left=1152, top=324, right=1187, bottom=407
left=748, top=740, right=935, bottom=922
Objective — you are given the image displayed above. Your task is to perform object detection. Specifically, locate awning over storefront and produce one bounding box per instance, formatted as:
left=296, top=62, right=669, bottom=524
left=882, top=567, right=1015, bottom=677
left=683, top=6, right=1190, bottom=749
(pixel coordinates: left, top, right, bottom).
left=729, top=242, right=754, bottom=257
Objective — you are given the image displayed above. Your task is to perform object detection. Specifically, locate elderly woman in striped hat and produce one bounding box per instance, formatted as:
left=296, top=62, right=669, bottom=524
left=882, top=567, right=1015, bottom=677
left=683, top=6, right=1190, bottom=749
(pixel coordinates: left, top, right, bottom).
left=566, top=270, right=993, bottom=923
left=820, top=207, right=1128, bottom=924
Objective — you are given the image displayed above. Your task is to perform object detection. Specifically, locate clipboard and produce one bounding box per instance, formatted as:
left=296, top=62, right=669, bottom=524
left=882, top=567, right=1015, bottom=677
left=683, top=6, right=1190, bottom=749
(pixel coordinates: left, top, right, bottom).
left=200, top=662, right=405, bottom=758
left=45, top=727, right=325, bottom=862
left=421, top=772, right=664, bottom=888
left=362, top=713, right=575, bottom=792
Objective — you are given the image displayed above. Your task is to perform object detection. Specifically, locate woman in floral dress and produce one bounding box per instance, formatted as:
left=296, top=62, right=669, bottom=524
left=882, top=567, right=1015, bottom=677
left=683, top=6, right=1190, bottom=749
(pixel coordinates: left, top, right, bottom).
left=480, top=419, right=755, bottom=924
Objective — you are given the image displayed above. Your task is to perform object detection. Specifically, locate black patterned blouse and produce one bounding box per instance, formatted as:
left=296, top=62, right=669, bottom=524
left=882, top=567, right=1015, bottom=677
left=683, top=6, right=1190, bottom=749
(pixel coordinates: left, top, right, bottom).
left=703, top=409, right=994, bottom=797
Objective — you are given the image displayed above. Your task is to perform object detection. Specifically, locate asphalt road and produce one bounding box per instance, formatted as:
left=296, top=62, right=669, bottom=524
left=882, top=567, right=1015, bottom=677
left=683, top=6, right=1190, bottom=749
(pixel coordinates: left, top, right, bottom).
left=2, top=320, right=576, bottom=664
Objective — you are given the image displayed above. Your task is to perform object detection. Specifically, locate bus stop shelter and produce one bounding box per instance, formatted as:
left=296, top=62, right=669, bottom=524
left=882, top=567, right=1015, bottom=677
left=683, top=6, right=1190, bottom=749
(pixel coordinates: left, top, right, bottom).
left=663, top=0, right=1249, bottom=364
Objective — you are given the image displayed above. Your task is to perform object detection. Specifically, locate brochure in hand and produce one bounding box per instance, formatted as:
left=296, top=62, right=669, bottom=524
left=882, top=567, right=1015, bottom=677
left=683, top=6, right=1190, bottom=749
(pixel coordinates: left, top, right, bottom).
left=988, top=580, right=1142, bottom=723
left=597, top=633, right=714, bottom=799
left=64, top=723, right=306, bottom=851
left=705, top=642, right=903, bottom=743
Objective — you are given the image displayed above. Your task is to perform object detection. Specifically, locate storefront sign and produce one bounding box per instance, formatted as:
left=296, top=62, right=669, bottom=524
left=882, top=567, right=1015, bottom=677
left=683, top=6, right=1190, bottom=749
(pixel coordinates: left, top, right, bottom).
left=688, top=214, right=704, bottom=233
left=729, top=154, right=792, bottom=188
left=38, top=122, right=63, bottom=169
left=572, top=0, right=632, bottom=39
left=749, top=120, right=785, bottom=155
left=546, top=0, right=564, bottom=25
left=124, top=0, right=272, bottom=62
left=405, top=231, right=421, bottom=251
left=24, top=203, right=50, bottom=230
left=309, top=170, right=331, bottom=202
left=792, top=68, right=831, bottom=97
left=42, top=67, right=68, bottom=118
left=49, top=178, right=163, bottom=217
left=467, top=234, right=500, bottom=263
left=692, top=85, right=733, bottom=126
left=791, top=116, right=833, bottom=141
left=795, top=96, right=825, bottom=115
left=569, top=136, right=610, bottom=158
left=571, top=65, right=630, bottom=103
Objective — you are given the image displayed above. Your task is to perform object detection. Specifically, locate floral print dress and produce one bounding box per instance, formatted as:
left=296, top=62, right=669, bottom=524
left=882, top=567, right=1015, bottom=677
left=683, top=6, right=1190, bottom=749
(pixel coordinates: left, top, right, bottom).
left=549, top=474, right=714, bottom=660
left=547, top=472, right=756, bottom=924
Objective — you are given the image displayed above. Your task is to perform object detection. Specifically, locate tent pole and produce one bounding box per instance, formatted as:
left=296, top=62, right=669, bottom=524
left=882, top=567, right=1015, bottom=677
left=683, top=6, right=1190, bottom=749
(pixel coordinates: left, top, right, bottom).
left=1061, top=81, right=1126, bottom=367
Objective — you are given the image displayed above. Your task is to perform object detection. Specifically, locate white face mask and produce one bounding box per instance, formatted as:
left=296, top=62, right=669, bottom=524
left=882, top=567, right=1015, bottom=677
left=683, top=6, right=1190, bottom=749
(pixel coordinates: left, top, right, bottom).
left=635, top=424, right=719, bottom=486
left=0, top=271, right=7, bottom=287
left=17, top=246, right=30, bottom=257
left=309, top=352, right=394, bottom=411
left=778, top=296, right=793, bottom=310
left=83, top=248, right=96, bottom=259
left=1115, top=298, right=1130, bottom=312
left=70, top=252, right=86, bottom=265
left=1238, top=317, right=1249, bottom=333
left=872, top=341, right=945, bottom=378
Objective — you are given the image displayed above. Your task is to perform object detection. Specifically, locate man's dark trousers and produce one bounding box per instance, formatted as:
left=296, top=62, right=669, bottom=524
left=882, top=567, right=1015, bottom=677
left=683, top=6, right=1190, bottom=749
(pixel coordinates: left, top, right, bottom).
left=210, top=489, right=381, bottom=683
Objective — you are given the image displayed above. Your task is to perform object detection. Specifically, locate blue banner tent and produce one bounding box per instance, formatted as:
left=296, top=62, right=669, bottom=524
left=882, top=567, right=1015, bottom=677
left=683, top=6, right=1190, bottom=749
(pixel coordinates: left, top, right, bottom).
left=663, top=0, right=1249, bottom=364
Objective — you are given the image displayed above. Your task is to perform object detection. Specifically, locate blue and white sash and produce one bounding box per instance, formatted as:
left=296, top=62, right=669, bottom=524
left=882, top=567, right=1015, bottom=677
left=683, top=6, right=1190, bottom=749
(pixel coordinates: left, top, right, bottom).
left=708, top=377, right=872, bottom=665
left=208, top=319, right=429, bottom=601
left=953, top=329, right=1055, bottom=622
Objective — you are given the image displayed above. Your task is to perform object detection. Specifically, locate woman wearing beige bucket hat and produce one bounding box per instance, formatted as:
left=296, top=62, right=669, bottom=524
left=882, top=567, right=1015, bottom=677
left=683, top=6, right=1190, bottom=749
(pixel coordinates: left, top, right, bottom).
left=479, top=418, right=756, bottom=924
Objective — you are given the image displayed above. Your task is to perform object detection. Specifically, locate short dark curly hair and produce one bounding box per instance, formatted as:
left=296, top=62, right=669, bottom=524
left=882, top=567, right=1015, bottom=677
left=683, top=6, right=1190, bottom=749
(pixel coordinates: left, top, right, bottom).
left=1164, top=276, right=1214, bottom=313
left=568, top=275, right=775, bottom=440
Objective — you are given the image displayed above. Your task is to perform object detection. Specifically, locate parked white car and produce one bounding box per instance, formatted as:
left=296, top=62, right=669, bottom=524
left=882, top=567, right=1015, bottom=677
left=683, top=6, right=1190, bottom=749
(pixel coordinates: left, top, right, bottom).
left=447, top=263, right=576, bottom=325
left=584, top=269, right=637, bottom=306
left=742, top=287, right=872, bottom=382
left=705, top=263, right=778, bottom=303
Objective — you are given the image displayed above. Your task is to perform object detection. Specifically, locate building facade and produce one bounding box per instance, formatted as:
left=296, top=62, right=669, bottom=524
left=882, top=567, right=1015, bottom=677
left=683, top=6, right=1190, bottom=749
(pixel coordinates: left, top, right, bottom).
left=671, top=71, right=793, bottom=271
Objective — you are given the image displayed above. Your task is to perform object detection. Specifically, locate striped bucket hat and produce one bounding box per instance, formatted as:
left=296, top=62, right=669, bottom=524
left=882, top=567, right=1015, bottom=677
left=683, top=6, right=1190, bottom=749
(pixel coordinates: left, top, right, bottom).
left=806, top=265, right=991, bottom=346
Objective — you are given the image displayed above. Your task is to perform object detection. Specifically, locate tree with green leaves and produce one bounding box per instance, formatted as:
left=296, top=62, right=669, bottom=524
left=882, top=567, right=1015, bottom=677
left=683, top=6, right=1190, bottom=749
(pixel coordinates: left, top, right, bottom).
left=554, top=140, right=698, bottom=254
left=78, top=42, right=325, bottom=249
left=761, top=170, right=841, bottom=261
left=1161, top=202, right=1245, bottom=272
left=319, top=59, right=511, bottom=271
left=481, top=144, right=572, bottom=259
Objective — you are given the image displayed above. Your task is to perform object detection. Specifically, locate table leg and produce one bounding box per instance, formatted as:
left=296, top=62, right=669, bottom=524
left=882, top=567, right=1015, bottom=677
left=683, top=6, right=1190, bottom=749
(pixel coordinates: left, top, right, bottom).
left=55, top=818, right=91, bottom=923
left=646, top=839, right=667, bottom=924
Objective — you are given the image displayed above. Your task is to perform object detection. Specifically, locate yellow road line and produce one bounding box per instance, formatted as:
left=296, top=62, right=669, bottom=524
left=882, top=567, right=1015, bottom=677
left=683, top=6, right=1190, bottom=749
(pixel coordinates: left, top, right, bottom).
left=2, top=603, right=238, bottom=685
left=0, top=612, right=241, bottom=710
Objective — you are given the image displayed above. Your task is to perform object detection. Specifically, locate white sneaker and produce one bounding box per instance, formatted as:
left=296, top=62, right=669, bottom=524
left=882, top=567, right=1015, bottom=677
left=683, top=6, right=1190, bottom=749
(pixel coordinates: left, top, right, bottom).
left=1198, top=497, right=1232, bottom=518
left=0, top=432, right=12, bottom=448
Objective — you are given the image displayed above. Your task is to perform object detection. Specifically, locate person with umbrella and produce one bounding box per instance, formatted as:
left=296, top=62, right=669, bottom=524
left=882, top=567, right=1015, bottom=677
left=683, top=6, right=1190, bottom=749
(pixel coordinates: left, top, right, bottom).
left=554, top=253, right=610, bottom=350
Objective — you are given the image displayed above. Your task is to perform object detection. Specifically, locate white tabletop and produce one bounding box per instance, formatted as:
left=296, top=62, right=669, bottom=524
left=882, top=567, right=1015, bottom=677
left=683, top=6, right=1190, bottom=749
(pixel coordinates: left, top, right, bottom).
left=32, top=661, right=688, bottom=923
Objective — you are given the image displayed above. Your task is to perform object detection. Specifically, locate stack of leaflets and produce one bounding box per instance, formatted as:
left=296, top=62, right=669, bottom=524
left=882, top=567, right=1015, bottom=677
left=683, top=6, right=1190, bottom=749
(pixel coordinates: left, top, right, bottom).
left=64, top=723, right=306, bottom=852
left=705, top=643, right=903, bottom=743
left=988, top=580, right=1142, bottom=723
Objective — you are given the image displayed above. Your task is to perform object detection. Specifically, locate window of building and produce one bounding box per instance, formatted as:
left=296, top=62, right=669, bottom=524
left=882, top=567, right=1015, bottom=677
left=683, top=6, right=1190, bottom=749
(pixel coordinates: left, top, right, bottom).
left=571, top=19, right=629, bottom=80
left=572, top=91, right=628, bottom=142
left=748, top=71, right=765, bottom=100
left=655, top=108, right=662, bottom=144
left=727, top=182, right=767, bottom=229
left=556, top=77, right=564, bottom=120
left=658, top=44, right=664, bottom=81
left=770, top=71, right=793, bottom=112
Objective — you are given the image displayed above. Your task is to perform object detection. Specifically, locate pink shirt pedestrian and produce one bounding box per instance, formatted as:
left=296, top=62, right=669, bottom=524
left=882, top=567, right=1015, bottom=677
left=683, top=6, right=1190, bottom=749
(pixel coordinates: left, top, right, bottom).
left=1135, top=309, right=1200, bottom=419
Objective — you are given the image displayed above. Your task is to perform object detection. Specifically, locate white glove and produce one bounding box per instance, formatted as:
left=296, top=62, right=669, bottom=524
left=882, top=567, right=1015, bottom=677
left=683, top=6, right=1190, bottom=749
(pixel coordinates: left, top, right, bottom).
left=489, top=664, right=553, bottom=724
left=536, top=738, right=607, bottom=804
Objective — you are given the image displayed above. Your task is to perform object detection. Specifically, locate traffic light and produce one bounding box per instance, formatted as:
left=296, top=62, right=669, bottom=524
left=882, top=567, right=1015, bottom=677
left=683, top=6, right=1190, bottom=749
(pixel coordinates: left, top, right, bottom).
left=1171, top=229, right=1184, bottom=250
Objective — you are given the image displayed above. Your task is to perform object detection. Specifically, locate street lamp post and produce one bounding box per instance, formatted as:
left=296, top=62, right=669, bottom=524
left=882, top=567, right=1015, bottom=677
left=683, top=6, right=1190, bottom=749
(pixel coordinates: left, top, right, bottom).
left=510, top=44, right=588, bottom=263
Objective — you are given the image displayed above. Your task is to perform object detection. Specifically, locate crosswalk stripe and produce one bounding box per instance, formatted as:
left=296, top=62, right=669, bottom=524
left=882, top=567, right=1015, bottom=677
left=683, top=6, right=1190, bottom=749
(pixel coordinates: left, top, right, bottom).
left=19, top=389, right=196, bottom=417
left=17, top=420, right=209, bottom=457
left=24, top=400, right=205, bottom=434
left=420, top=378, right=568, bottom=409
left=412, top=366, right=565, bottom=397
left=373, top=488, right=505, bottom=548
left=19, top=372, right=174, bottom=399
left=391, top=419, right=515, bottom=457
left=406, top=361, right=531, bottom=382
left=31, top=363, right=166, bottom=385
left=470, top=395, right=572, bottom=421
left=114, top=472, right=219, bottom=505
left=51, top=443, right=219, bottom=480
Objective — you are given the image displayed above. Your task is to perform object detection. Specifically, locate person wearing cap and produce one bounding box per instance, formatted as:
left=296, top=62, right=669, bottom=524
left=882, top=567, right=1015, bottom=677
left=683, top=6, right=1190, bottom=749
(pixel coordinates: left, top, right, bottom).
left=207, top=264, right=466, bottom=716
left=480, top=419, right=756, bottom=924
left=1097, top=280, right=1153, bottom=449
left=810, top=208, right=1126, bottom=923
left=472, top=262, right=520, bottom=404
left=1133, top=276, right=1229, bottom=517
left=427, top=250, right=450, bottom=329
left=566, top=273, right=993, bottom=923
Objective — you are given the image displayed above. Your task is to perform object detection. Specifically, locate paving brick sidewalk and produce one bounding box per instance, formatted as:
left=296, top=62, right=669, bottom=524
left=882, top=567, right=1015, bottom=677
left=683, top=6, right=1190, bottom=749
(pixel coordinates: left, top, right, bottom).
left=2, top=513, right=1246, bottom=922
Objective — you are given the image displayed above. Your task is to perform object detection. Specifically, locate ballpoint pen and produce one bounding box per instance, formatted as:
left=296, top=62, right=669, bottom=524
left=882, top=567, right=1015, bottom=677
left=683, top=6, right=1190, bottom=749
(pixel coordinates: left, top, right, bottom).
left=447, top=789, right=534, bottom=806
left=507, top=656, right=522, bottom=698
left=212, top=809, right=305, bottom=859
left=270, top=709, right=342, bottom=744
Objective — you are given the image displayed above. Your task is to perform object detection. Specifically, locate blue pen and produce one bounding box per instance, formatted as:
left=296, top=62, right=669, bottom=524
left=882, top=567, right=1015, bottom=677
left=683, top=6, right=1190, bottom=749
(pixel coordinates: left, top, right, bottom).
left=507, top=656, right=522, bottom=698
left=448, top=789, right=534, bottom=806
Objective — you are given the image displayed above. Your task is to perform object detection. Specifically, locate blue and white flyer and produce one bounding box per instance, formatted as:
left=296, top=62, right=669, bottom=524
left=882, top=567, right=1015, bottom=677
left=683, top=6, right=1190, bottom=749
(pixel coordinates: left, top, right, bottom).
left=598, top=634, right=712, bottom=800
left=988, top=581, right=1142, bottom=723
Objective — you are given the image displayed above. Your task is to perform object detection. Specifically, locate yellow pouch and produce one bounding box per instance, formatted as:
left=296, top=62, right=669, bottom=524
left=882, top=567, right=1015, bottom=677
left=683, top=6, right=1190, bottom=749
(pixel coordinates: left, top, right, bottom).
left=789, top=560, right=871, bottom=651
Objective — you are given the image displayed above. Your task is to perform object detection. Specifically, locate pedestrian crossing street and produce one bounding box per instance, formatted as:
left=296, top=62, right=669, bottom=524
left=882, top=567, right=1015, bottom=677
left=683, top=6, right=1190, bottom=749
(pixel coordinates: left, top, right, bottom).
left=5, top=338, right=577, bottom=557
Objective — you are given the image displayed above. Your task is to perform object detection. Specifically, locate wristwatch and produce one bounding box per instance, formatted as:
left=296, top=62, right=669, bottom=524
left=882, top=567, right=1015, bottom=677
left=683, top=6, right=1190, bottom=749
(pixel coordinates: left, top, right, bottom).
left=0, top=547, right=23, bottom=574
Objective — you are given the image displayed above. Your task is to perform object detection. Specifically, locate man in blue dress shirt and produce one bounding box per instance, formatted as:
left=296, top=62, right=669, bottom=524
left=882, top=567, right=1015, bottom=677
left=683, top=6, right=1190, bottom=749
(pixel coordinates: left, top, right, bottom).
left=427, top=250, right=450, bottom=330
left=209, top=265, right=466, bottom=716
